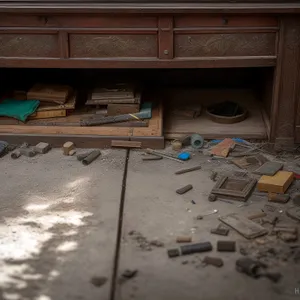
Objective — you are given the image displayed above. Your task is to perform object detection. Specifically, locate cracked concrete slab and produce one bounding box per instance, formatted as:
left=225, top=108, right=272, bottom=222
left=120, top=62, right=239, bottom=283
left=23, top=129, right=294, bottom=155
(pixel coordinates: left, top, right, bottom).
left=0, top=148, right=126, bottom=300
left=116, top=150, right=300, bottom=300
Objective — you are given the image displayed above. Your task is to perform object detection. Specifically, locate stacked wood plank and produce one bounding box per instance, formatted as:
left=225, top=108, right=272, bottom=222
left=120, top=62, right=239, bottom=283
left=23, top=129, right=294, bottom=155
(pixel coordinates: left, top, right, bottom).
left=86, top=83, right=141, bottom=117
left=27, top=85, right=76, bottom=120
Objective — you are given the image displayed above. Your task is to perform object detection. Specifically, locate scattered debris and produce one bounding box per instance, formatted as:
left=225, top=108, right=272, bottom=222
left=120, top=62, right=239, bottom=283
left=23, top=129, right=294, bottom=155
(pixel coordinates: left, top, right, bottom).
left=175, top=165, right=202, bottom=175
left=172, top=140, right=183, bottom=151
left=210, top=176, right=256, bottom=202
left=208, top=194, right=217, bottom=202
left=236, top=257, right=282, bottom=282
left=145, top=148, right=184, bottom=163
left=292, top=193, right=300, bottom=207
left=247, top=211, right=267, bottom=220
left=63, top=141, right=75, bottom=156
left=34, top=142, right=51, bottom=154
left=176, top=236, right=192, bottom=243
left=203, top=256, right=224, bottom=268
left=191, top=200, right=196, bottom=204
left=268, top=192, right=290, bottom=203
left=69, top=149, right=76, bottom=156
left=77, top=152, right=91, bottom=161
left=178, top=152, right=191, bottom=161
left=257, top=171, right=294, bottom=194
left=121, top=269, right=138, bottom=279
left=11, top=150, right=21, bottom=159
left=181, top=260, right=189, bottom=265
left=210, top=138, right=235, bottom=157
left=142, top=155, right=163, bottom=161
left=263, top=204, right=277, bottom=212
left=210, top=225, right=229, bottom=236
left=167, top=248, right=180, bottom=258
left=254, top=161, right=283, bottom=176
left=129, top=231, right=163, bottom=251
left=286, top=207, right=300, bottom=222
left=82, top=150, right=101, bottom=166
left=218, top=199, right=234, bottom=204
left=219, top=213, right=268, bottom=239
left=176, top=184, right=193, bottom=195
left=217, top=241, right=236, bottom=252
left=237, top=201, right=253, bottom=208
left=90, top=276, right=108, bottom=287
left=190, top=134, right=204, bottom=149
left=232, top=154, right=268, bottom=171
left=196, top=209, right=218, bottom=220
left=180, top=242, right=213, bottom=255
left=210, top=171, right=218, bottom=182
left=149, top=240, right=164, bottom=247
left=19, top=147, right=36, bottom=157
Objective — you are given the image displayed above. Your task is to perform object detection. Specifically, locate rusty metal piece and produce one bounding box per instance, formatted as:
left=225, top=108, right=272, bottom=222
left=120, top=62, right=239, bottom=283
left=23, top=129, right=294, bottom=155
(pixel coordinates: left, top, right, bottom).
left=175, top=165, right=202, bottom=175
left=176, top=236, right=192, bottom=243
left=11, top=150, right=21, bottom=159
left=19, top=147, right=36, bottom=157
left=248, top=211, right=267, bottom=220
left=142, top=155, right=163, bottom=161
left=211, top=227, right=229, bottom=236
left=167, top=248, right=180, bottom=258
left=217, top=240, right=236, bottom=252
left=180, top=242, right=212, bottom=255
left=176, top=184, right=193, bottom=195
left=268, top=193, right=290, bottom=203
left=203, top=256, right=224, bottom=267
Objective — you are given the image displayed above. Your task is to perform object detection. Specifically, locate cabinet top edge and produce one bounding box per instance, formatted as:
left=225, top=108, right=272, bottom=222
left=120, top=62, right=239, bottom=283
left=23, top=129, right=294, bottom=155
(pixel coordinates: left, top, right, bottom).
left=0, top=3, right=300, bottom=14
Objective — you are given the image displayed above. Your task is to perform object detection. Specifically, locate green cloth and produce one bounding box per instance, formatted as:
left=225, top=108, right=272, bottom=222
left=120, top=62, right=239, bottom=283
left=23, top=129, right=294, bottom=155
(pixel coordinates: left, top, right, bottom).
left=0, top=99, right=40, bottom=122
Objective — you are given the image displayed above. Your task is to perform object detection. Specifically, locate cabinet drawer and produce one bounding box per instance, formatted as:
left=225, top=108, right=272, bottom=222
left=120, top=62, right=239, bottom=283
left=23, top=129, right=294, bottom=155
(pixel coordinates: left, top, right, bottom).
left=174, top=33, right=276, bottom=57
left=69, top=34, right=157, bottom=58
left=0, top=34, right=59, bottom=57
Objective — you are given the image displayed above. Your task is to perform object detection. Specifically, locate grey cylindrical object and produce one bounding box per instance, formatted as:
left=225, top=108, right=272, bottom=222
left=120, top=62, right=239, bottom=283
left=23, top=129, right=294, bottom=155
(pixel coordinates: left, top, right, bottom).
left=180, top=242, right=212, bottom=255
left=217, top=241, right=236, bottom=252
left=176, top=184, right=193, bottom=195
left=191, top=134, right=204, bottom=149
left=167, top=248, right=180, bottom=258
left=236, top=257, right=259, bottom=277
left=82, top=150, right=101, bottom=165
left=11, top=150, right=21, bottom=159
left=77, top=152, right=91, bottom=161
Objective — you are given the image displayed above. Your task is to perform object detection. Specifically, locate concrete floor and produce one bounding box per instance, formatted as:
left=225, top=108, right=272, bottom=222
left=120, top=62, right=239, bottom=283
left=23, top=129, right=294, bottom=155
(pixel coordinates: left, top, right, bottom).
left=0, top=148, right=299, bottom=300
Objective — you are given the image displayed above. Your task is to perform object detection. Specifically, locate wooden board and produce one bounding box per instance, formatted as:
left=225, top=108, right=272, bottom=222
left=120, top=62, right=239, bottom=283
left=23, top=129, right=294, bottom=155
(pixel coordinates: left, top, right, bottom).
left=29, top=109, right=67, bottom=119
left=164, top=89, right=267, bottom=139
left=107, top=103, right=140, bottom=116
left=0, top=102, right=162, bottom=137
left=111, top=140, right=141, bottom=148
left=219, top=213, right=268, bottom=239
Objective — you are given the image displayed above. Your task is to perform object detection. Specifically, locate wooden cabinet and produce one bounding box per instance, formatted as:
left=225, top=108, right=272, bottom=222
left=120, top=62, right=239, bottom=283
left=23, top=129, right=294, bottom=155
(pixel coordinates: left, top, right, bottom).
left=0, top=1, right=299, bottom=148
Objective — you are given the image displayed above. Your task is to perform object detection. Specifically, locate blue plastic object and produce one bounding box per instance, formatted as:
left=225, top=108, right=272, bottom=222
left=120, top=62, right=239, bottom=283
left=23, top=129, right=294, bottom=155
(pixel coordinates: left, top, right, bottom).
left=210, top=138, right=247, bottom=145
left=178, top=152, right=191, bottom=161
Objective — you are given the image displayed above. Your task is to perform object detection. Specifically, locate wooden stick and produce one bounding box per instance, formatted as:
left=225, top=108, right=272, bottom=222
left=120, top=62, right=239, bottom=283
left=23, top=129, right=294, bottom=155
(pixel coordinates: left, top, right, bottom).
left=145, top=148, right=184, bottom=163
left=175, top=165, right=202, bottom=175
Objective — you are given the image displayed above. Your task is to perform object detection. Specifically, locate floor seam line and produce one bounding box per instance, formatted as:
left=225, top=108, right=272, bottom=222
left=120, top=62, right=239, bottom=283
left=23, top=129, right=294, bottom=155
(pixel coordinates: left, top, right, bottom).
left=109, top=148, right=130, bottom=300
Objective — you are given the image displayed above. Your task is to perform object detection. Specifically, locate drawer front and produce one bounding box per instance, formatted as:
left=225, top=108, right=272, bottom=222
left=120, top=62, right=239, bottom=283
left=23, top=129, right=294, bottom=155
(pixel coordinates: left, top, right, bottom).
left=174, top=33, right=276, bottom=57
left=69, top=34, right=157, bottom=58
left=0, top=34, right=59, bottom=57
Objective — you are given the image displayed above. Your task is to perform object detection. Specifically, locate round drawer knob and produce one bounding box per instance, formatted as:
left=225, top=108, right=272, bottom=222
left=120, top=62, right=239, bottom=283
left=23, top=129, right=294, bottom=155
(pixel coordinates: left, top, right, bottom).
left=164, top=50, right=169, bottom=55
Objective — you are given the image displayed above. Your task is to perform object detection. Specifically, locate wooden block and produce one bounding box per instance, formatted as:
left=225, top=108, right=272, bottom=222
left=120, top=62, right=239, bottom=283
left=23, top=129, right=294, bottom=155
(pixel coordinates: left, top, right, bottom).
left=111, top=140, right=141, bottom=148
left=210, top=138, right=235, bottom=157
left=63, top=141, right=75, bottom=155
left=107, top=104, right=140, bottom=116
left=34, top=142, right=51, bottom=154
left=257, top=171, right=294, bottom=194
left=29, top=109, right=67, bottom=120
